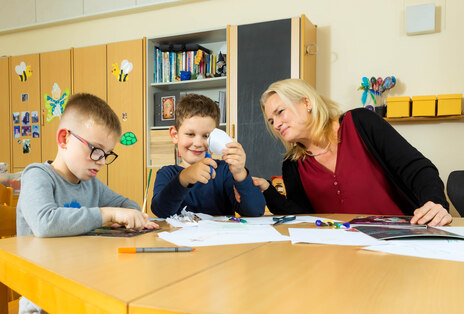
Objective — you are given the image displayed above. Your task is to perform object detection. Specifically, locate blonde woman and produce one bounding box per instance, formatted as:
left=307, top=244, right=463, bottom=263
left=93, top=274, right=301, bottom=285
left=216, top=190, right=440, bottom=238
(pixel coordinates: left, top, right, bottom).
left=253, top=79, right=451, bottom=226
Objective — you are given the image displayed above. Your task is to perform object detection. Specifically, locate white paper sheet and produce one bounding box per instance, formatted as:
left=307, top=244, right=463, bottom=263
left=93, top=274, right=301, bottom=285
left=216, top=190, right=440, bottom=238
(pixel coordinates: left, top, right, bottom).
left=289, top=228, right=381, bottom=246
left=158, top=220, right=290, bottom=247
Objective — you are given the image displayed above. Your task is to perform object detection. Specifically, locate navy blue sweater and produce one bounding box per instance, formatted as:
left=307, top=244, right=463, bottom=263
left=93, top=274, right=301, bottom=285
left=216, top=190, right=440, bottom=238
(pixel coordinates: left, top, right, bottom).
left=151, top=160, right=266, bottom=218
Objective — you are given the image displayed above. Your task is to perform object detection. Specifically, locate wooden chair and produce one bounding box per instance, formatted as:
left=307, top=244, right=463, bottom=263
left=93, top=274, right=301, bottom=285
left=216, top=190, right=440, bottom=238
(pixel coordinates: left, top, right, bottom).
left=0, top=204, right=16, bottom=239
left=0, top=204, right=19, bottom=306
left=0, top=184, right=13, bottom=206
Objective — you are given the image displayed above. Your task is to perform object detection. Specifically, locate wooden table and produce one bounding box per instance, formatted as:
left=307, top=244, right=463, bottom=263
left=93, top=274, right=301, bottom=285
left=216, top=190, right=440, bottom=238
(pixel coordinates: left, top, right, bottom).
left=0, top=224, right=264, bottom=314
left=1, top=215, right=463, bottom=314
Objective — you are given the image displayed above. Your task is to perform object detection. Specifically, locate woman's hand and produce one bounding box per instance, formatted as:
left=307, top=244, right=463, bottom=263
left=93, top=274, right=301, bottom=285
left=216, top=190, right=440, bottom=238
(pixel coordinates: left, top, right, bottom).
left=252, top=176, right=270, bottom=192
left=410, top=201, right=453, bottom=226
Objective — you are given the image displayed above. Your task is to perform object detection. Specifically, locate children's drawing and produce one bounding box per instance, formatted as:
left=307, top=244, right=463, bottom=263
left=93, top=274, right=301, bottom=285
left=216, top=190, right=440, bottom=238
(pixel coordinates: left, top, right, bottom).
left=44, top=83, right=70, bottom=122
left=111, top=59, right=133, bottom=82
left=120, top=132, right=137, bottom=146
left=15, top=62, right=32, bottom=81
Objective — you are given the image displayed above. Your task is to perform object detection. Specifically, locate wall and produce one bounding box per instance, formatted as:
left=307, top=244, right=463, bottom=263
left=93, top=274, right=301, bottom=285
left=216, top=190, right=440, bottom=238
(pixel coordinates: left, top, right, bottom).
left=0, top=0, right=462, bottom=213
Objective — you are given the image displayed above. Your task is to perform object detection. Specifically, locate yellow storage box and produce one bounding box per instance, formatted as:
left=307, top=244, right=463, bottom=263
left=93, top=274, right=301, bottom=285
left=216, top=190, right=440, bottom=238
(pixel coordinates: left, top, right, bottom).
left=437, top=94, right=462, bottom=116
left=386, top=97, right=411, bottom=118
left=412, top=95, right=436, bottom=117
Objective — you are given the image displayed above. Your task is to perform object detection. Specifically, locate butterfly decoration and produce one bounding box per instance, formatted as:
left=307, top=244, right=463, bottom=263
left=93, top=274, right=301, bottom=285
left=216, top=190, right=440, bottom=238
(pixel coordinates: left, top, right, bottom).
left=44, top=83, right=70, bottom=122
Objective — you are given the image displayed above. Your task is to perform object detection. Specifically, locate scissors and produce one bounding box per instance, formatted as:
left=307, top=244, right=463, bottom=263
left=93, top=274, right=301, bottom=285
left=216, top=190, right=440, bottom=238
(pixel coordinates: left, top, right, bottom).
left=272, top=215, right=296, bottom=226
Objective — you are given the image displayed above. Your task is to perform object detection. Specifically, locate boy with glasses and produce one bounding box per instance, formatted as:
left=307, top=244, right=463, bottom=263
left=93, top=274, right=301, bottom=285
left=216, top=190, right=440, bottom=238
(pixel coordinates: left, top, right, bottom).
left=17, top=93, right=158, bottom=313
left=17, top=93, right=158, bottom=237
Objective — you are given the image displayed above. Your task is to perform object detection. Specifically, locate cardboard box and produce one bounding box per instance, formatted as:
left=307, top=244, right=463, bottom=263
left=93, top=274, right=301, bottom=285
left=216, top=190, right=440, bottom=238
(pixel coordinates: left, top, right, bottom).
left=437, top=94, right=462, bottom=116
left=412, top=95, right=436, bottom=117
left=386, top=97, right=411, bottom=118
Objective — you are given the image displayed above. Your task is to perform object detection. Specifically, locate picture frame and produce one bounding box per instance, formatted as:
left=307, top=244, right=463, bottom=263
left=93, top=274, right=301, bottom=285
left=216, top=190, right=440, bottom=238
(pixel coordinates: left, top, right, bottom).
left=154, top=91, right=180, bottom=128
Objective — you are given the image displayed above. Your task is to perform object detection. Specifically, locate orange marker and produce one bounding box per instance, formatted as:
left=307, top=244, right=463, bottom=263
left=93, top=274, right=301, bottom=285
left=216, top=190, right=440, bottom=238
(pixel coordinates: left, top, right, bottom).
left=118, top=247, right=195, bottom=253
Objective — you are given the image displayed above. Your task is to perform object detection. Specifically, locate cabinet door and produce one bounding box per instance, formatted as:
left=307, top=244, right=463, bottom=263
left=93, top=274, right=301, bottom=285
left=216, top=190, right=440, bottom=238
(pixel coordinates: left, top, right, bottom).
left=234, top=18, right=292, bottom=179
left=73, top=44, right=108, bottom=184
left=10, top=54, right=41, bottom=168
left=230, top=16, right=316, bottom=179
left=0, top=58, right=11, bottom=171
left=107, top=39, right=144, bottom=205
left=40, top=49, right=72, bottom=162
left=300, top=14, right=317, bottom=88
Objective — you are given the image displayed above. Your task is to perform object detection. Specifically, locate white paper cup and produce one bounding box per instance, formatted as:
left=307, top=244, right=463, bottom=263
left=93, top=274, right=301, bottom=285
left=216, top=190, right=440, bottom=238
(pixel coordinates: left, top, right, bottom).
left=207, top=128, right=233, bottom=155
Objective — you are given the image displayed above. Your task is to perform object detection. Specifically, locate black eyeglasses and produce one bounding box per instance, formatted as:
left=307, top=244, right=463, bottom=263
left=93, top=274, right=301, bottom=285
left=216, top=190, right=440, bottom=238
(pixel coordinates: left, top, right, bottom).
left=69, top=130, right=118, bottom=165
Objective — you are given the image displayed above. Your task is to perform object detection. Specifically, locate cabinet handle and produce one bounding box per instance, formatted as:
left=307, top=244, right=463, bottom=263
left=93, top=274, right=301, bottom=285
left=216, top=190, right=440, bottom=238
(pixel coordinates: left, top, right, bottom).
left=305, top=43, right=318, bottom=55
left=231, top=124, right=235, bottom=139
left=42, top=111, right=45, bottom=126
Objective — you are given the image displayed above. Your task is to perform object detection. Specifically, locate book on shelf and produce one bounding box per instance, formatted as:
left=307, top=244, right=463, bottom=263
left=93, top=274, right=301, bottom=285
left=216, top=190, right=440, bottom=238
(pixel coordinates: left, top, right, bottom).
left=354, top=225, right=464, bottom=241
left=153, top=44, right=222, bottom=83
left=218, top=90, right=226, bottom=124
left=348, top=216, right=426, bottom=229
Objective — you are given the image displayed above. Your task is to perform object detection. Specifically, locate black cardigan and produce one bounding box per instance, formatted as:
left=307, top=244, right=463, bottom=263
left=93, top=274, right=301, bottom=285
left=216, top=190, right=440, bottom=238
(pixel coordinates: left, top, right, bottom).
left=263, top=108, right=449, bottom=216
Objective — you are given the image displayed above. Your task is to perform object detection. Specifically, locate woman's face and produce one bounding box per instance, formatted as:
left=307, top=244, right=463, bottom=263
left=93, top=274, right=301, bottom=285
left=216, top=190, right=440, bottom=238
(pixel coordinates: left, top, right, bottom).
left=264, top=93, right=310, bottom=143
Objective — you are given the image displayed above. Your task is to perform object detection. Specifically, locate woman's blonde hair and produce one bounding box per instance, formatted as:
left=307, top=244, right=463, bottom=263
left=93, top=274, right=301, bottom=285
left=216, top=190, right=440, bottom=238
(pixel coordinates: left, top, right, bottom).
left=260, top=78, right=342, bottom=161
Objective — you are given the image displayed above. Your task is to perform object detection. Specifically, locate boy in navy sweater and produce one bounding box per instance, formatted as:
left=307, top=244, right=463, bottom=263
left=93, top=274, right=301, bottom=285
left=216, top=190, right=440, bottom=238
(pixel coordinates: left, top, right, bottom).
left=151, top=94, right=265, bottom=218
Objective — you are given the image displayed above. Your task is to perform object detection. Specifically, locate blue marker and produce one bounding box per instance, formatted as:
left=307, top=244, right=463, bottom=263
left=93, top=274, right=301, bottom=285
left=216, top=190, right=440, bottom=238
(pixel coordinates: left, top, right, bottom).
left=204, top=151, right=213, bottom=176
left=228, top=216, right=247, bottom=223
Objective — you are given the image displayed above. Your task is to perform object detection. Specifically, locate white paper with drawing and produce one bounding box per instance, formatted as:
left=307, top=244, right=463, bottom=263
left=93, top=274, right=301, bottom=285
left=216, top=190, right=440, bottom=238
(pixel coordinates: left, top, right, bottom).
left=158, top=220, right=289, bottom=246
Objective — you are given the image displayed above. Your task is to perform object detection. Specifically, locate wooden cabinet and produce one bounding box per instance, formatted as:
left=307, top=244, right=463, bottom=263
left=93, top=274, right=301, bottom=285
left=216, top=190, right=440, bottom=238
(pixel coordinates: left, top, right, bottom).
left=0, top=58, right=11, bottom=171
left=107, top=39, right=145, bottom=206
left=10, top=54, right=41, bottom=170
left=228, top=15, right=316, bottom=179
left=73, top=44, right=108, bottom=184
left=40, top=49, right=72, bottom=163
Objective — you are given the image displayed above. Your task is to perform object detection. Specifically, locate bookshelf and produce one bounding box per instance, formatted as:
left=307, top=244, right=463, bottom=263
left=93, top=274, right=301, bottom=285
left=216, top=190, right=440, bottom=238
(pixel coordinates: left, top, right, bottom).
left=146, top=28, right=227, bottom=167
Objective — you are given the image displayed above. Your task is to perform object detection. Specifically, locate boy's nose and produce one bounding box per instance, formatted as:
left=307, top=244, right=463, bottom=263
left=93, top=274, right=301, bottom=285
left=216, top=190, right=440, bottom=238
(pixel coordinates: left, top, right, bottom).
left=96, top=156, right=106, bottom=165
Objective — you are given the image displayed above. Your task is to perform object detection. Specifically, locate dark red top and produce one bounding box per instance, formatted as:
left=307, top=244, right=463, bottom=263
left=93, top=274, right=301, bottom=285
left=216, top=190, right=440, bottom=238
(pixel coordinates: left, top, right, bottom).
left=298, top=111, right=405, bottom=215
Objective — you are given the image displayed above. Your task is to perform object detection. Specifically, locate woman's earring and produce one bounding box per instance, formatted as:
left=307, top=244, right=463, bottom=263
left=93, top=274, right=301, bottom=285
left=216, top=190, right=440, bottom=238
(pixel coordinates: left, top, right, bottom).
left=307, top=108, right=312, bottom=113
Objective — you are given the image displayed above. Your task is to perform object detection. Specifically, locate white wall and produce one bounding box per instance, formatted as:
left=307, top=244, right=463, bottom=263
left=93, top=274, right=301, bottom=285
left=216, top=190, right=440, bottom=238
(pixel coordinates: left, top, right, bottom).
left=1, top=0, right=462, bottom=213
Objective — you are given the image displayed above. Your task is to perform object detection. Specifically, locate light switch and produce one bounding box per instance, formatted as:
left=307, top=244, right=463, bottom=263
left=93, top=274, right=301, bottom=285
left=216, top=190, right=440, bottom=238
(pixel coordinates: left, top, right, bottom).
left=406, top=3, right=436, bottom=35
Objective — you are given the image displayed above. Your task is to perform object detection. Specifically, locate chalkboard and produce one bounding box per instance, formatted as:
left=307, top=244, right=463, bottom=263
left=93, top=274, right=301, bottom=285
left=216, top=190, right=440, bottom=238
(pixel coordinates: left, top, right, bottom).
left=237, top=19, right=291, bottom=179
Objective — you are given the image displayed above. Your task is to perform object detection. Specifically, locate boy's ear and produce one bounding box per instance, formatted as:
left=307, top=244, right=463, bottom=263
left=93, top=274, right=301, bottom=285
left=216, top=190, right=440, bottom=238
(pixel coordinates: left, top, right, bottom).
left=169, top=126, right=179, bottom=144
left=56, top=128, right=69, bottom=149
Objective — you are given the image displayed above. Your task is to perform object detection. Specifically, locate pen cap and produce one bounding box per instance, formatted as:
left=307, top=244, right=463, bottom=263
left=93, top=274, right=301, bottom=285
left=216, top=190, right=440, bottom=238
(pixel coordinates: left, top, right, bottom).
left=118, top=247, right=136, bottom=253
left=207, top=128, right=233, bottom=155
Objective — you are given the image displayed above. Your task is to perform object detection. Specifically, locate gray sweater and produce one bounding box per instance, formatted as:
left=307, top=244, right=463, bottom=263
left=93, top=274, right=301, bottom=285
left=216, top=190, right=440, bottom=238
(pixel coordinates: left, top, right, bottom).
left=17, top=161, right=140, bottom=237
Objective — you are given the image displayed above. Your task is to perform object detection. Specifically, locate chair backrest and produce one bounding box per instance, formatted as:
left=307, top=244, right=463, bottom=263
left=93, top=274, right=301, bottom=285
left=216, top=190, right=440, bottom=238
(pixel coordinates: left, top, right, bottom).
left=447, top=170, right=464, bottom=217
left=0, top=204, right=16, bottom=238
left=0, top=184, right=13, bottom=206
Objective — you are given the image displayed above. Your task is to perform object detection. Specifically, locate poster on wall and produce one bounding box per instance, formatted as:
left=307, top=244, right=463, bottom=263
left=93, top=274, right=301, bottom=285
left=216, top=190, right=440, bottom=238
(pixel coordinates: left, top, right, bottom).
left=13, top=112, right=19, bottom=124
left=31, top=111, right=39, bottom=123
left=32, top=125, right=40, bottom=138
left=21, top=111, right=30, bottom=125
left=13, top=126, right=20, bottom=138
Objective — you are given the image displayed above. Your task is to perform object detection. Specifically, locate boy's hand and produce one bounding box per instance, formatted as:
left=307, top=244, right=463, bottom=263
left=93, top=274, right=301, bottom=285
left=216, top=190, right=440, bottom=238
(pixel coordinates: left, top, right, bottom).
left=101, top=207, right=159, bottom=230
left=179, top=158, right=217, bottom=187
left=223, top=142, right=247, bottom=182
left=252, top=176, right=270, bottom=192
